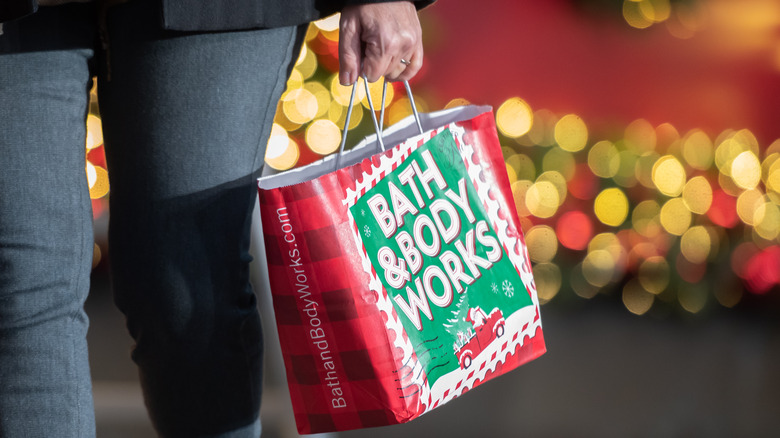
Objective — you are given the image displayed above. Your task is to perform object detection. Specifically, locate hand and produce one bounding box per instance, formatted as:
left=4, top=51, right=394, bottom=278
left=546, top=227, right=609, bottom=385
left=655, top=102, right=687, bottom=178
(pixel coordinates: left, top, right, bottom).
left=338, top=1, right=423, bottom=85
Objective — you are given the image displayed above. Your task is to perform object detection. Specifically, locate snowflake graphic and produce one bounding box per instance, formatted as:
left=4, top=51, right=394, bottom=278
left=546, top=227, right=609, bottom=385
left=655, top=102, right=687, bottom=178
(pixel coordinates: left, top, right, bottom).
left=491, top=282, right=499, bottom=294
left=502, top=280, right=515, bottom=298
left=361, top=209, right=366, bottom=217
left=363, top=225, right=371, bottom=238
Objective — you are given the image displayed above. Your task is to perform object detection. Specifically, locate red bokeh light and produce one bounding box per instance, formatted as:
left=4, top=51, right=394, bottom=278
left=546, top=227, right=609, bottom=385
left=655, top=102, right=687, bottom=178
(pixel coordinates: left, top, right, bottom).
left=555, top=210, right=593, bottom=250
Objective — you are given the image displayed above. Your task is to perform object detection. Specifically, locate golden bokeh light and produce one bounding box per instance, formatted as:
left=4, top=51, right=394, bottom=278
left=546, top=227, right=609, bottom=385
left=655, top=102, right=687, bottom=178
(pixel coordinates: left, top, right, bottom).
left=537, top=171, right=568, bottom=206
left=570, top=263, right=600, bottom=299
left=682, top=176, right=713, bottom=215
left=282, top=88, right=318, bottom=124
left=638, top=256, right=670, bottom=294
left=594, top=187, right=629, bottom=227
left=635, top=152, right=661, bottom=189
left=652, top=155, right=687, bottom=197
left=526, top=181, right=560, bottom=218
left=265, top=124, right=299, bottom=171
left=305, top=81, right=331, bottom=119
left=330, top=75, right=366, bottom=106
left=444, top=98, right=471, bottom=109
left=533, top=262, right=562, bottom=304
left=361, top=78, right=394, bottom=110
left=736, top=189, right=764, bottom=226
left=588, top=140, right=620, bottom=178
left=526, top=225, right=559, bottom=263
left=682, top=129, right=714, bottom=170
left=730, top=151, right=761, bottom=190
left=678, top=282, right=708, bottom=314
left=511, top=180, right=533, bottom=217
left=313, top=12, right=340, bottom=31
left=680, top=226, right=711, bottom=264
left=624, top=118, right=657, bottom=155
left=523, top=109, right=557, bottom=147
left=614, top=150, right=639, bottom=187
left=554, top=114, right=588, bottom=152
left=86, top=161, right=109, bottom=199
left=622, top=278, right=654, bottom=315
left=506, top=153, right=536, bottom=182
left=754, top=200, right=780, bottom=240
left=632, top=200, right=662, bottom=238
left=660, top=197, right=692, bottom=235
left=295, top=44, right=318, bottom=80
left=496, top=97, right=534, bottom=138
left=583, top=249, right=616, bottom=287
left=86, top=114, right=103, bottom=150
left=305, top=119, right=342, bottom=155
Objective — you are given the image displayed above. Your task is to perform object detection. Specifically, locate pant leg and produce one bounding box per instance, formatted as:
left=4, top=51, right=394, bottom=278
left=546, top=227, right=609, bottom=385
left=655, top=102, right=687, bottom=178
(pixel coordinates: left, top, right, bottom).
left=96, top=1, right=305, bottom=436
left=0, top=5, right=97, bottom=438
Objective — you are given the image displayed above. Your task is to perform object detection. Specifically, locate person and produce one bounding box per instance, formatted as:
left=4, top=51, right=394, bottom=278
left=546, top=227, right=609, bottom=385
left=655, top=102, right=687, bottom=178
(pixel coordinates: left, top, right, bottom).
left=0, top=0, right=431, bottom=436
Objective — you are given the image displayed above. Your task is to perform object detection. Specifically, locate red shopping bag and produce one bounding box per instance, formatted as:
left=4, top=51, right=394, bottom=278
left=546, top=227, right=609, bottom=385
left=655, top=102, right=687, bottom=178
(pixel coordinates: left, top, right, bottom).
left=258, top=94, right=546, bottom=434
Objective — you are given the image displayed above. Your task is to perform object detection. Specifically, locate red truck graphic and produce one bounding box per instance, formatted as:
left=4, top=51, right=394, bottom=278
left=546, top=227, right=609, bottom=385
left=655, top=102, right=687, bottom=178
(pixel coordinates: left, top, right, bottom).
left=454, top=307, right=506, bottom=370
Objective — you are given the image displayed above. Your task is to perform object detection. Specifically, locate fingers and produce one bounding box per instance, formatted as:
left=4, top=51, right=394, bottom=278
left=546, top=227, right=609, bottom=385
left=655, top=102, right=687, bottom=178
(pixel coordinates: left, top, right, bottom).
left=339, top=2, right=423, bottom=85
left=338, top=15, right=362, bottom=86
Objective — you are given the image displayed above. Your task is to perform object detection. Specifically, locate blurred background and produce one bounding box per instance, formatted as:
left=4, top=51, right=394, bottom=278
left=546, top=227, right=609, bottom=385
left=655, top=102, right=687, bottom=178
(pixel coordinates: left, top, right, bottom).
left=84, top=0, right=780, bottom=436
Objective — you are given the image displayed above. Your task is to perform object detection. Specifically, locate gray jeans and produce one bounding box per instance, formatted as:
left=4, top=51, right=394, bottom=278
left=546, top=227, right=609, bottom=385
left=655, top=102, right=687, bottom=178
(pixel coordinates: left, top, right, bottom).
left=0, top=2, right=303, bottom=436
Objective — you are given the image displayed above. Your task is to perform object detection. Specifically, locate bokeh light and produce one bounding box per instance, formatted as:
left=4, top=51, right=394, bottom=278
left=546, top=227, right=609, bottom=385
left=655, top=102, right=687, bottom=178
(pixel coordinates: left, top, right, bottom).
left=594, top=188, right=629, bottom=227
left=554, top=114, right=588, bottom=152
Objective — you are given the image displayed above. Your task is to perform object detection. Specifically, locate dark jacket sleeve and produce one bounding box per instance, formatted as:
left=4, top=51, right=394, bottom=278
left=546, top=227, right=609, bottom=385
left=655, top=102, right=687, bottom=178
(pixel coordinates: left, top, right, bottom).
left=0, top=0, right=37, bottom=23
left=159, top=0, right=435, bottom=32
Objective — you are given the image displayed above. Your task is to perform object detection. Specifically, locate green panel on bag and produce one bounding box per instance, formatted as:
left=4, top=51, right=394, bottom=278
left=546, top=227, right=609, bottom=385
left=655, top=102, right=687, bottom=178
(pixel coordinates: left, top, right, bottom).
left=349, top=130, right=532, bottom=387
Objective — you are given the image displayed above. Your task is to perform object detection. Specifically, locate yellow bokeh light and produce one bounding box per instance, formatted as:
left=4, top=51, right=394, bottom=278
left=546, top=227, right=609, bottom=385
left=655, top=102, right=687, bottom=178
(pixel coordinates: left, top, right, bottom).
left=680, top=226, right=711, bottom=264
left=632, top=200, right=662, bottom=238
left=682, top=129, right=714, bottom=170
left=754, top=200, right=780, bottom=240
left=524, top=109, right=557, bottom=147
left=361, top=78, right=394, bottom=110
left=526, top=225, right=558, bottom=263
left=533, top=262, right=562, bottom=304
left=682, top=176, right=713, bottom=214
left=583, top=249, right=616, bottom=287
left=731, top=151, right=761, bottom=190
left=659, top=197, right=692, bottom=235
left=496, top=97, right=534, bottom=138
left=505, top=164, right=517, bottom=184
left=652, top=155, right=687, bottom=197
left=86, top=114, right=103, bottom=150
left=614, top=150, right=639, bottom=188
left=571, top=263, right=600, bottom=299
left=511, top=180, right=533, bottom=217
left=330, top=75, right=366, bottom=106
left=588, top=140, right=620, bottom=178
left=736, top=189, right=764, bottom=225
left=554, top=114, right=588, bottom=152
left=305, top=119, right=342, bottom=155
left=537, top=171, right=567, bottom=206
left=282, top=88, right=318, bottom=124
left=86, top=162, right=109, bottom=199
left=638, top=256, right=670, bottom=294
left=624, top=118, right=657, bottom=154
left=506, top=153, right=536, bottom=182
left=623, top=0, right=654, bottom=29
left=286, top=69, right=304, bottom=91
left=313, top=13, right=340, bottom=31
left=265, top=124, right=299, bottom=171
left=678, top=282, right=708, bottom=314
left=526, top=181, right=560, bottom=218
left=767, top=159, right=780, bottom=202
left=304, top=81, right=331, bottom=119
left=445, top=98, right=471, bottom=109
left=295, top=44, right=318, bottom=80
left=594, top=187, right=629, bottom=227
left=635, top=152, right=660, bottom=189
left=762, top=153, right=779, bottom=185
left=622, top=278, right=654, bottom=316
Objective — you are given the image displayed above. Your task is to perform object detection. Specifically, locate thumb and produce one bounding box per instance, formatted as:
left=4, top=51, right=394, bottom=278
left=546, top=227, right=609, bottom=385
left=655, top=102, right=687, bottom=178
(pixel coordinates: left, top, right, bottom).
left=338, top=15, right=362, bottom=85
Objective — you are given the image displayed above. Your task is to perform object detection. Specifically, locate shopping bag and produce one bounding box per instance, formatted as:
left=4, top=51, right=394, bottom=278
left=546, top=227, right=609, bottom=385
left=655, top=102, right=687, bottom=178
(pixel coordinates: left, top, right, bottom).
left=257, top=86, right=546, bottom=434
